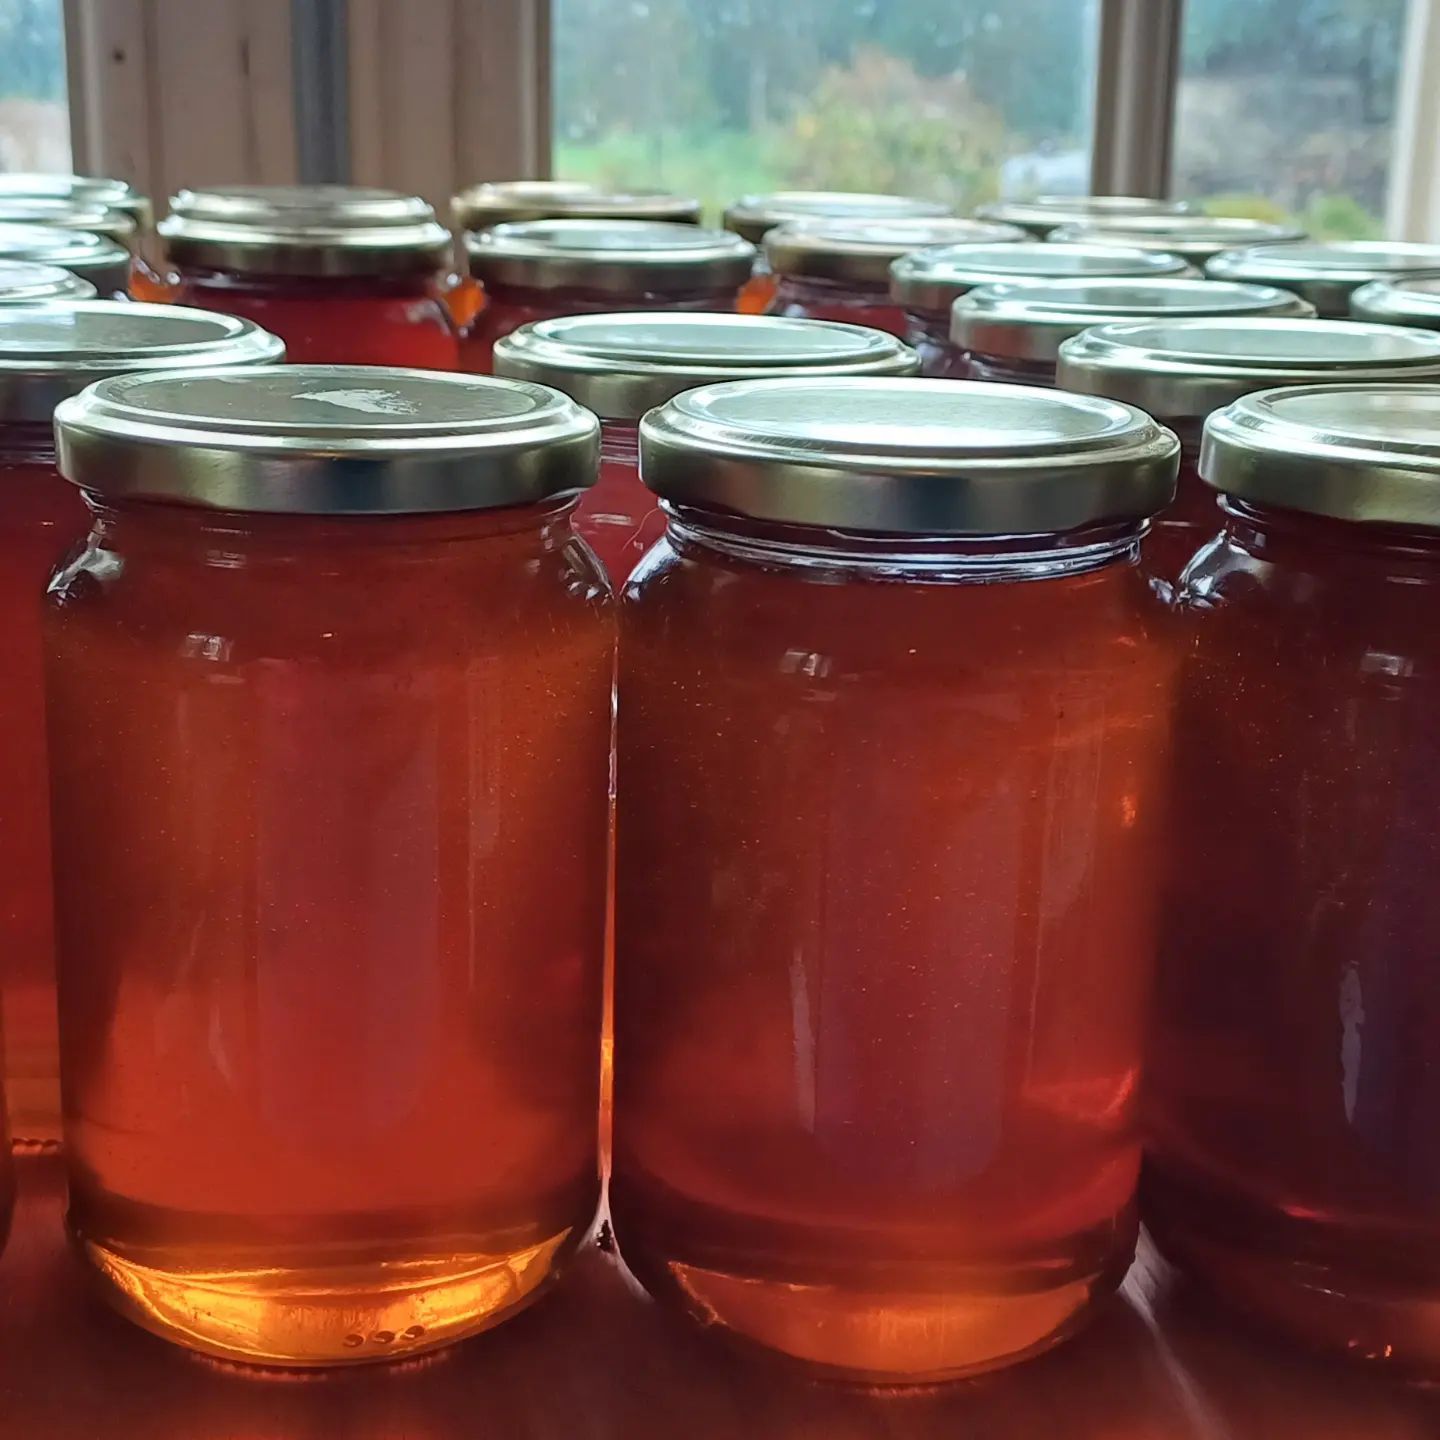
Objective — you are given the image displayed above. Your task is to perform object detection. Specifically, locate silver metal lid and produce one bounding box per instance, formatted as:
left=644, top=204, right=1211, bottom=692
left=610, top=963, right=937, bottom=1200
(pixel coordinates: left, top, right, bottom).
left=639, top=377, right=1178, bottom=535
left=1350, top=277, right=1440, bottom=331
left=0, top=260, right=96, bottom=305
left=763, top=217, right=1026, bottom=285
left=466, top=219, right=755, bottom=295
left=723, top=191, right=952, bottom=245
left=56, top=365, right=598, bottom=514
left=452, top=180, right=701, bottom=231
left=0, top=301, right=285, bottom=422
left=493, top=312, right=918, bottom=419
left=1202, top=384, right=1440, bottom=527
left=891, top=241, right=1192, bottom=313
left=0, top=224, right=131, bottom=295
left=161, top=185, right=452, bottom=277
left=1048, top=215, right=1307, bottom=265
left=974, top=194, right=1194, bottom=238
left=954, top=277, right=1314, bottom=363
left=0, top=196, right=137, bottom=246
left=0, top=173, right=152, bottom=228
left=1206, top=241, right=1440, bottom=317
left=1057, top=316, right=1440, bottom=421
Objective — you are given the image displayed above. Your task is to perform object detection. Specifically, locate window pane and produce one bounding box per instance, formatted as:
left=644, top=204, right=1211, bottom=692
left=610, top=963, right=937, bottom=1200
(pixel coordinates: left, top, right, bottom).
left=552, top=0, right=1100, bottom=221
left=1174, top=0, right=1412, bottom=239
left=0, top=0, right=68, bottom=172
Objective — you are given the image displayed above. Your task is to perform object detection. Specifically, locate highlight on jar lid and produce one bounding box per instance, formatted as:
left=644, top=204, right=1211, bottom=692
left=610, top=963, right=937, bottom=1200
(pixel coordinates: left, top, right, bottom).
left=452, top=179, right=701, bottom=231
left=493, top=311, right=918, bottom=418
left=1206, top=241, right=1440, bottom=316
left=639, top=377, right=1179, bottom=535
left=974, top=194, right=1195, bottom=238
left=953, top=277, right=1314, bottom=363
left=466, top=219, right=756, bottom=295
left=0, top=301, right=285, bottom=421
left=722, top=190, right=952, bottom=245
left=1056, top=316, right=1440, bottom=420
left=1351, top=277, right=1440, bottom=331
left=0, top=172, right=152, bottom=229
left=55, top=365, right=599, bottom=513
left=762, top=216, right=1026, bottom=285
left=1047, top=215, right=1307, bottom=265
left=0, top=259, right=96, bottom=305
left=0, top=223, right=131, bottom=294
left=160, top=184, right=453, bottom=276
left=891, top=241, right=1192, bottom=313
left=0, top=195, right=137, bottom=247
left=1202, top=384, right=1440, bottom=527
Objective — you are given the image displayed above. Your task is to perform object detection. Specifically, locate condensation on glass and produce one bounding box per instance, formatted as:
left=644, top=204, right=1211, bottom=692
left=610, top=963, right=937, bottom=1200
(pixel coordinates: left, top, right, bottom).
left=1207, top=242, right=1440, bottom=319
left=0, top=259, right=96, bottom=305
left=890, top=242, right=1193, bottom=378
left=1149, top=384, right=1440, bottom=1375
left=462, top=219, right=755, bottom=374
left=975, top=194, right=1195, bottom=239
left=46, top=366, right=611, bottom=1366
left=0, top=223, right=131, bottom=299
left=1056, top=316, right=1440, bottom=584
left=159, top=185, right=459, bottom=367
left=1048, top=214, right=1307, bottom=267
left=0, top=303, right=284, bottom=1149
left=493, top=311, right=917, bottom=582
left=1352, top=277, right=1440, bottom=331
left=613, top=376, right=1179, bottom=1384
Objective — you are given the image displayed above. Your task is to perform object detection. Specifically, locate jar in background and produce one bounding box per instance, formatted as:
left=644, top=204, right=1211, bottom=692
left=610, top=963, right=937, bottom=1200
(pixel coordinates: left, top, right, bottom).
left=462, top=220, right=755, bottom=373
left=160, top=185, right=459, bottom=367
left=0, top=173, right=158, bottom=293
left=494, top=311, right=917, bottom=582
left=0, top=196, right=137, bottom=252
left=0, top=259, right=96, bottom=304
left=47, top=366, right=611, bottom=1366
left=1352, top=277, right=1440, bottom=330
left=1057, top=317, right=1440, bottom=584
left=891, top=242, right=1192, bottom=377
left=0, top=223, right=131, bottom=298
left=1207, top=241, right=1440, bottom=318
left=1149, top=383, right=1440, bottom=1374
left=1049, top=215, right=1307, bottom=267
left=613, top=377, right=1178, bottom=1383
left=974, top=194, right=1195, bottom=239
left=0, top=302, right=283, bottom=1148
left=955, top=276, right=1312, bottom=387
left=762, top=217, right=1024, bottom=337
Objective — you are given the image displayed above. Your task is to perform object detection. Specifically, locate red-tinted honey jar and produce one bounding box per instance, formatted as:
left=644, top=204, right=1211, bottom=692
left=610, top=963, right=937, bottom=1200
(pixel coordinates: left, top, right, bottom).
left=493, top=311, right=917, bottom=581
left=1207, top=241, right=1440, bottom=319
left=1057, top=317, right=1440, bottom=584
left=891, top=242, right=1192, bottom=378
left=47, top=365, right=611, bottom=1366
left=0, top=258, right=96, bottom=305
left=1352, top=276, right=1440, bottom=330
left=0, top=302, right=284, bottom=1148
left=1147, top=382, right=1440, bottom=1375
left=762, top=217, right=1024, bottom=337
left=0, top=223, right=131, bottom=298
left=160, top=185, right=458, bottom=367
left=975, top=194, right=1194, bottom=239
left=613, top=376, right=1179, bottom=1383
left=1049, top=215, right=1306, bottom=267
left=462, top=219, right=754, bottom=374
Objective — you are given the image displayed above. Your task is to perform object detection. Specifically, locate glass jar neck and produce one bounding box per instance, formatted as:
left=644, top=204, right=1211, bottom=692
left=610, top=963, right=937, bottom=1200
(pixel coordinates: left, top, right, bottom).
left=904, top=306, right=951, bottom=347
left=600, top=419, right=640, bottom=466
left=173, top=264, right=440, bottom=296
left=1220, top=495, right=1440, bottom=568
left=479, top=277, right=736, bottom=309
left=774, top=272, right=886, bottom=300
left=966, top=351, right=1059, bottom=386
left=0, top=420, right=58, bottom=466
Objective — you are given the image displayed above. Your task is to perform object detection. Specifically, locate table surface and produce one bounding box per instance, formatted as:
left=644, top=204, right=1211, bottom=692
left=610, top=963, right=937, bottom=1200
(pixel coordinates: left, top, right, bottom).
left=2, top=1152, right=1438, bottom=1440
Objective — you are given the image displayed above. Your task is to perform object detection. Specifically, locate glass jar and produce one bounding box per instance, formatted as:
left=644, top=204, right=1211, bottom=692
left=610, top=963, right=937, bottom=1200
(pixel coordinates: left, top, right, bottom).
left=0, top=223, right=131, bottom=298
left=724, top=191, right=953, bottom=314
left=954, top=277, right=1313, bottom=386
left=159, top=185, right=459, bottom=367
left=891, top=243, right=1193, bottom=378
left=0, top=173, right=158, bottom=293
left=46, top=366, right=611, bottom=1366
left=1057, top=317, right=1440, bottom=585
left=494, top=312, right=917, bottom=582
left=0, top=303, right=284, bottom=1149
left=1352, top=277, right=1440, bottom=330
left=462, top=220, right=755, bottom=374
left=1207, top=241, right=1440, bottom=319
left=612, top=377, right=1179, bottom=1384
left=974, top=194, right=1195, bottom=239
left=0, top=259, right=96, bottom=304
left=1048, top=215, right=1306, bottom=267
left=762, top=217, right=1024, bottom=338
left=0, top=196, right=137, bottom=252
left=1149, top=384, right=1440, bottom=1373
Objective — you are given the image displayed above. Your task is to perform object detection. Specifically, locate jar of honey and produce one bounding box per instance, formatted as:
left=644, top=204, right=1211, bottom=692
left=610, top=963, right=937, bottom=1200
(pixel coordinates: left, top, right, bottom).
left=612, top=377, right=1178, bottom=1383
left=1352, top=277, right=1440, bottom=330
left=462, top=220, right=755, bottom=374
left=0, top=223, right=131, bottom=298
left=493, top=312, right=917, bottom=582
left=974, top=194, right=1194, bottom=239
left=159, top=185, right=458, bottom=367
left=1148, top=383, right=1440, bottom=1374
left=46, top=365, right=611, bottom=1366
left=1207, top=241, right=1440, bottom=318
left=1057, top=317, right=1440, bottom=584
left=762, top=217, right=1024, bottom=337
left=0, top=302, right=284, bottom=1148
left=954, top=276, right=1312, bottom=386
left=0, top=259, right=96, bottom=304
left=1048, top=215, right=1307, bottom=267
left=891, top=242, right=1192, bottom=378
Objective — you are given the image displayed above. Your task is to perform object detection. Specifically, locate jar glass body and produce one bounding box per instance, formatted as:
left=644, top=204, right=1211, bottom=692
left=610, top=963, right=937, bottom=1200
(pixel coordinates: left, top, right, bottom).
left=168, top=266, right=459, bottom=368
left=766, top=275, right=907, bottom=338
left=1142, top=420, right=1213, bottom=585
left=967, top=351, right=1059, bottom=386
left=1148, top=499, right=1440, bottom=1374
left=574, top=422, right=662, bottom=585
left=45, top=497, right=613, bottom=1366
left=0, top=426, right=89, bottom=1146
left=904, top=307, right=969, bottom=377
left=612, top=510, right=1173, bottom=1383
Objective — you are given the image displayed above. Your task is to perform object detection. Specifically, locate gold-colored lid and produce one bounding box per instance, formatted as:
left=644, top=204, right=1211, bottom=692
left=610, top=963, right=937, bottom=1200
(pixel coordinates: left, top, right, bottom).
left=452, top=180, right=701, bottom=231
left=0, top=223, right=130, bottom=296
left=0, top=260, right=96, bottom=305
left=56, top=365, right=598, bottom=513
left=722, top=191, right=951, bottom=245
left=0, top=173, right=152, bottom=229
left=1048, top=215, right=1307, bottom=266
left=974, top=194, right=1194, bottom=238
left=640, top=377, right=1178, bottom=535
left=1350, top=277, right=1440, bottom=331
left=763, top=217, right=1025, bottom=285
left=1206, top=241, right=1440, bottom=317
left=0, top=196, right=136, bottom=247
